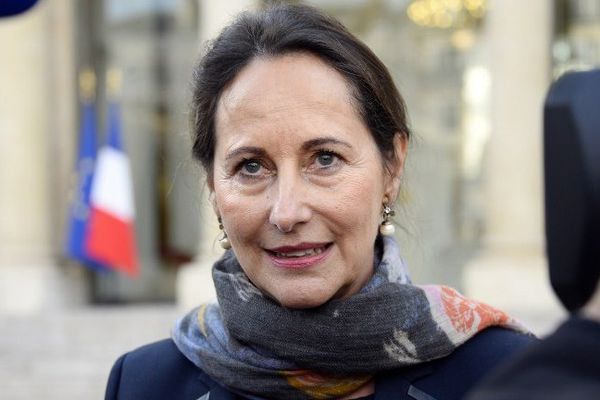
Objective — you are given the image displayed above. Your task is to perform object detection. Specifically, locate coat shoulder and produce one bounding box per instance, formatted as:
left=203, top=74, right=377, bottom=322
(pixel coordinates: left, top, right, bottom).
left=104, top=338, right=210, bottom=400
left=415, top=327, right=536, bottom=399
left=451, top=326, right=536, bottom=367
left=378, top=327, right=536, bottom=400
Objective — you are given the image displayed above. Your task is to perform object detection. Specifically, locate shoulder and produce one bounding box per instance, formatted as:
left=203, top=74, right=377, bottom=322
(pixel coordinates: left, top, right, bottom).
left=105, top=339, right=211, bottom=400
left=377, top=327, right=536, bottom=400
left=447, top=326, right=536, bottom=367
left=421, top=327, right=535, bottom=397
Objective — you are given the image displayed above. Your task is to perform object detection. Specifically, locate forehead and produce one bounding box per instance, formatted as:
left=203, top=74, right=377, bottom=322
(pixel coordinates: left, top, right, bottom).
left=215, top=53, right=361, bottom=136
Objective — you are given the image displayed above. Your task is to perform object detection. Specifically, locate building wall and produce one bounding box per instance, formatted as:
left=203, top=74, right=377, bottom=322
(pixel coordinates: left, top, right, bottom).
left=0, top=0, right=580, bottom=326
left=0, top=0, right=87, bottom=314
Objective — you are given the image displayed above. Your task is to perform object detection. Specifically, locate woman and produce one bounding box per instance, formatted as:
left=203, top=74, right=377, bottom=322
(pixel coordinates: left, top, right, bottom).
left=105, top=4, right=533, bottom=400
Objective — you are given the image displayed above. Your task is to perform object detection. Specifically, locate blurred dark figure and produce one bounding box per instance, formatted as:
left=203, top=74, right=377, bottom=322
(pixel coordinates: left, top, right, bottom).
left=467, top=69, right=600, bottom=400
left=0, top=0, right=38, bottom=17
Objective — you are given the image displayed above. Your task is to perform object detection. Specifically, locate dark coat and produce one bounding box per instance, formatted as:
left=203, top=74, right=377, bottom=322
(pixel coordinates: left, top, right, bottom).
left=466, top=317, right=600, bottom=400
left=105, top=327, right=533, bottom=400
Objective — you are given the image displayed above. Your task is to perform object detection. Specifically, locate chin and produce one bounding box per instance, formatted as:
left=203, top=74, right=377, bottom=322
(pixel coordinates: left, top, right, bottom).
left=272, top=288, right=334, bottom=309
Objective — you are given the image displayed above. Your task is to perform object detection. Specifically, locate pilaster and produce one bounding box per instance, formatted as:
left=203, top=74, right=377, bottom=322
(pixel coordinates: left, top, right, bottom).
left=0, top=1, right=86, bottom=314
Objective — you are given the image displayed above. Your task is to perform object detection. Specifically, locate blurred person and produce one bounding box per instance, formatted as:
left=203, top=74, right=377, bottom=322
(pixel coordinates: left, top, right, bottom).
left=0, top=0, right=38, bottom=17
left=466, top=69, right=600, bottom=400
left=104, top=4, right=534, bottom=400
left=467, top=292, right=600, bottom=400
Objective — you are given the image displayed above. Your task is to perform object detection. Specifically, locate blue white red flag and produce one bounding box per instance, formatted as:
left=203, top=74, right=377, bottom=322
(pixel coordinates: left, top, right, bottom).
left=85, top=101, right=139, bottom=277
left=65, top=102, right=109, bottom=271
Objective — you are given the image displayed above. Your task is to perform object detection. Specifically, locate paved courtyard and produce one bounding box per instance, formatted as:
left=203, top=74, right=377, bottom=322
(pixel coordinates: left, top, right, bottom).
left=0, top=305, right=180, bottom=400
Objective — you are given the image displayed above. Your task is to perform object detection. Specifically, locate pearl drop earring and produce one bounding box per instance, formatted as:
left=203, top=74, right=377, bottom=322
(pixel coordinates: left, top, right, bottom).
left=379, top=203, right=395, bottom=236
left=218, top=217, right=231, bottom=249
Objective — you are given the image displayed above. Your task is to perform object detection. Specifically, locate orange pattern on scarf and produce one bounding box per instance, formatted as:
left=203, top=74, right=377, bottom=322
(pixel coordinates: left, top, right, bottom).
left=281, top=370, right=372, bottom=399
left=440, top=286, right=511, bottom=334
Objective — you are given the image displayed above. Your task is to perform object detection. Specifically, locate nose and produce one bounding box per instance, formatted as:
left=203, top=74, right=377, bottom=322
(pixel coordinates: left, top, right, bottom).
left=268, top=170, right=312, bottom=233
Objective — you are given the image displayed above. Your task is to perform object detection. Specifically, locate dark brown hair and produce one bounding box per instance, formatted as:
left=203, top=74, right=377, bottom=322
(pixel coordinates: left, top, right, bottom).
left=190, top=3, right=410, bottom=180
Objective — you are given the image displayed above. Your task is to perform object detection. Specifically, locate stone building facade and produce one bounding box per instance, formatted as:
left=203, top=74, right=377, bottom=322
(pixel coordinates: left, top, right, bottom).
left=5, top=0, right=597, bottom=342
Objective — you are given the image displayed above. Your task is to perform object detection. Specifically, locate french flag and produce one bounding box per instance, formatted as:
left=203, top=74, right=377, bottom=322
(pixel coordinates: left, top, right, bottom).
left=85, top=102, right=139, bottom=277
left=65, top=101, right=108, bottom=271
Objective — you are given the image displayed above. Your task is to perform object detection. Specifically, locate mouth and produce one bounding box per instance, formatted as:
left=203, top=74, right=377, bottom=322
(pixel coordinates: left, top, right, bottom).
left=265, top=243, right=333, bottom=269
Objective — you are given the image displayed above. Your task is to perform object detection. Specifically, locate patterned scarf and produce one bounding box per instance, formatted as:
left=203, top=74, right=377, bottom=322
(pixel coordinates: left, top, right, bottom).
left=173, top=236, right=526, bottom=399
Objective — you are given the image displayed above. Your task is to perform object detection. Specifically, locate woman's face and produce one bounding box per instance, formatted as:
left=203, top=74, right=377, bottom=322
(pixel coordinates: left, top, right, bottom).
left=211, top=53, right=405, bottom=309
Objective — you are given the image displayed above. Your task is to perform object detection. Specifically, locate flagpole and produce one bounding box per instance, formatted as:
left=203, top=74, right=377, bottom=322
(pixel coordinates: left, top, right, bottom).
left=106, top=67, right=121, bottom=100
left=79, top=68, right=96, bottom=103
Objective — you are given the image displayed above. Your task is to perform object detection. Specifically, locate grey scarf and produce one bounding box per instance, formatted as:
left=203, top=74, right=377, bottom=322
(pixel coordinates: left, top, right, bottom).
left=173, top=237, right=525, bottom=399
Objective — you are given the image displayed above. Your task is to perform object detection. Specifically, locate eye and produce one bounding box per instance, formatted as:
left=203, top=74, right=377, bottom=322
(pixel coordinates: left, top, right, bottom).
left=316, top=152, right=335, bottom=167
left=314, top=151, right=340, bottom=169
left=242, top=160, right=262, bottom=175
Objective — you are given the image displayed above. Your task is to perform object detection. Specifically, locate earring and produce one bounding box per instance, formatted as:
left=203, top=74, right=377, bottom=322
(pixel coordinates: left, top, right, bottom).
left=218, top=217, right=231, bottom=249
left=379, top=203, right=395, bottom=236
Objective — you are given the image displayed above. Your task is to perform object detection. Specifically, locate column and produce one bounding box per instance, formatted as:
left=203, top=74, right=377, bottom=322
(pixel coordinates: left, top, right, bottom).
left=176, top=0, right=259, bottom=310
left=463, top=0, right=565, bottom=334
left=0, top=0, right=86, bottom=314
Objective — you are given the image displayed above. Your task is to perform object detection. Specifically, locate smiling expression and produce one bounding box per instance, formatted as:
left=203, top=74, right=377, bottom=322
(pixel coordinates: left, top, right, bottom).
left=211, top=53, right=405, bottom=309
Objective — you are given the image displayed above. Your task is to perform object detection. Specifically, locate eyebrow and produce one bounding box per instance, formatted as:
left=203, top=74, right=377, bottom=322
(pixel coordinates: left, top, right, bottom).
left=225, top=146, right=267, bottom=162
left=224, top=137, right=352, bottom=161
left=302, top=137, right=353, bottom=151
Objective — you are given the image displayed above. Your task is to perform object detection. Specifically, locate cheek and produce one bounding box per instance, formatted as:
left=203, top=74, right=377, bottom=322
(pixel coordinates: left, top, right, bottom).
left=214, top=184, right=262, bottom=241
left=330, top=169, right=385, bottom=232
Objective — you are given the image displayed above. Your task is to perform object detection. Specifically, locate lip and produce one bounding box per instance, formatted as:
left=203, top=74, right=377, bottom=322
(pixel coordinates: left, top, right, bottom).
left=265, top=242, right=333, bottom=269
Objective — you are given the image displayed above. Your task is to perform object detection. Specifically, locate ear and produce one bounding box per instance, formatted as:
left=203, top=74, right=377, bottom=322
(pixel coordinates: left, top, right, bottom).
left=208, top=188, right=220, bottom=218
left=205, top=171, right=220, bottom=215
left=383, top=134, right=408, bottom=203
